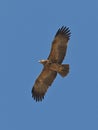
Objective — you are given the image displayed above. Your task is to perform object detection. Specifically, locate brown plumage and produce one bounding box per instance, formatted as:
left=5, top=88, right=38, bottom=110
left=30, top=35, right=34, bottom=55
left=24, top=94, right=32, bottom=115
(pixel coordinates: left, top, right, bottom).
left=32, top=26, right=71, bottom=102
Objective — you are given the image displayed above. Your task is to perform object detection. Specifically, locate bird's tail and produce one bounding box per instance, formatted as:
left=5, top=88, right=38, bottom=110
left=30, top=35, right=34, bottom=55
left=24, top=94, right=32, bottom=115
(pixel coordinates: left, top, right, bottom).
left=49, top=63, right=69, bottom=77
left=58, top=64, right=69, bottom=77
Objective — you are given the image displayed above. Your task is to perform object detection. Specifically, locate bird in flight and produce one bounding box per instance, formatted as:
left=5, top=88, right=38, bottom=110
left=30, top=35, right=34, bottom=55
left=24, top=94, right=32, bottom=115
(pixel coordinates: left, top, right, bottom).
left=32, top=26, right=71, bottom=102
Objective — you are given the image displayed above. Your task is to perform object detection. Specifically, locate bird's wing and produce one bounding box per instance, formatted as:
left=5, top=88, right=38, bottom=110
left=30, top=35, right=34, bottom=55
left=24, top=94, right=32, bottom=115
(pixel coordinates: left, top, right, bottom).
left=32, top=66, right=57, bottom=101
left=48, top=26, right=71, bottom=64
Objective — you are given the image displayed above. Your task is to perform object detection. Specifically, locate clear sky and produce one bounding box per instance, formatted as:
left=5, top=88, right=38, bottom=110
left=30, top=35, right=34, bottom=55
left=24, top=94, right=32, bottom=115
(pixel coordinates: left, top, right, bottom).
left=0, top=0, right=98, bottom=130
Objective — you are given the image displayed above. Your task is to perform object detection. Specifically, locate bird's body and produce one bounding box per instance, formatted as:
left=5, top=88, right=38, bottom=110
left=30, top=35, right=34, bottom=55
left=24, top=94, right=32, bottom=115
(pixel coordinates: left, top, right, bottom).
left=32, top=26, right=71, bottom=101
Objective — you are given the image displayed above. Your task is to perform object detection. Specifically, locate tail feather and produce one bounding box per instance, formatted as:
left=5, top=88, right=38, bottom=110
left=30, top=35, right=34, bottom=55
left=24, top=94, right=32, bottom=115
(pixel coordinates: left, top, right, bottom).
left=49, top=63, right=69, bottom=77
left=58, top=64, right=69, bottom=77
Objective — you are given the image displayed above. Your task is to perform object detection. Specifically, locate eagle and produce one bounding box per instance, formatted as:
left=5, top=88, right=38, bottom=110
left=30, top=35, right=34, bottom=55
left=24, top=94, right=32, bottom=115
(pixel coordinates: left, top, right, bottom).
left=32, top=26, right=71, bottom=102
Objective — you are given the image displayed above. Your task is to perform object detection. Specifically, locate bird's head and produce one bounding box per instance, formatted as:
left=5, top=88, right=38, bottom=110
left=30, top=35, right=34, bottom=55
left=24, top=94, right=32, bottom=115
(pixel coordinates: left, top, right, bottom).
left=38, top=59, right=49, bottom=65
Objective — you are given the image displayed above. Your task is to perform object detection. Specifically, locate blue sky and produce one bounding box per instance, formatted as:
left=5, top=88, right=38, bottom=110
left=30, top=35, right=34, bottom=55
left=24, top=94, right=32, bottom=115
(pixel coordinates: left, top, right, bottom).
left=0, top=0, right=98, bottom=130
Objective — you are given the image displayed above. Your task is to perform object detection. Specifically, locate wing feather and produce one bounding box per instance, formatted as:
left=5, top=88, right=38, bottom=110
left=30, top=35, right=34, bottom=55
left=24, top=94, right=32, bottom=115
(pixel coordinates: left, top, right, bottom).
left=32, top=66, right=57, bottom=101
left=48, top=26, right=71, bottom=63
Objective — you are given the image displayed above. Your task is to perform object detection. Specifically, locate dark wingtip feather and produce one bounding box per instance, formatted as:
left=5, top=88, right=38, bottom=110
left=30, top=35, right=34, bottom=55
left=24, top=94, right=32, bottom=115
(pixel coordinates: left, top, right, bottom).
left=31, top=87, right=44, bottom=102
left=55, top=26, right=71, bottom=39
